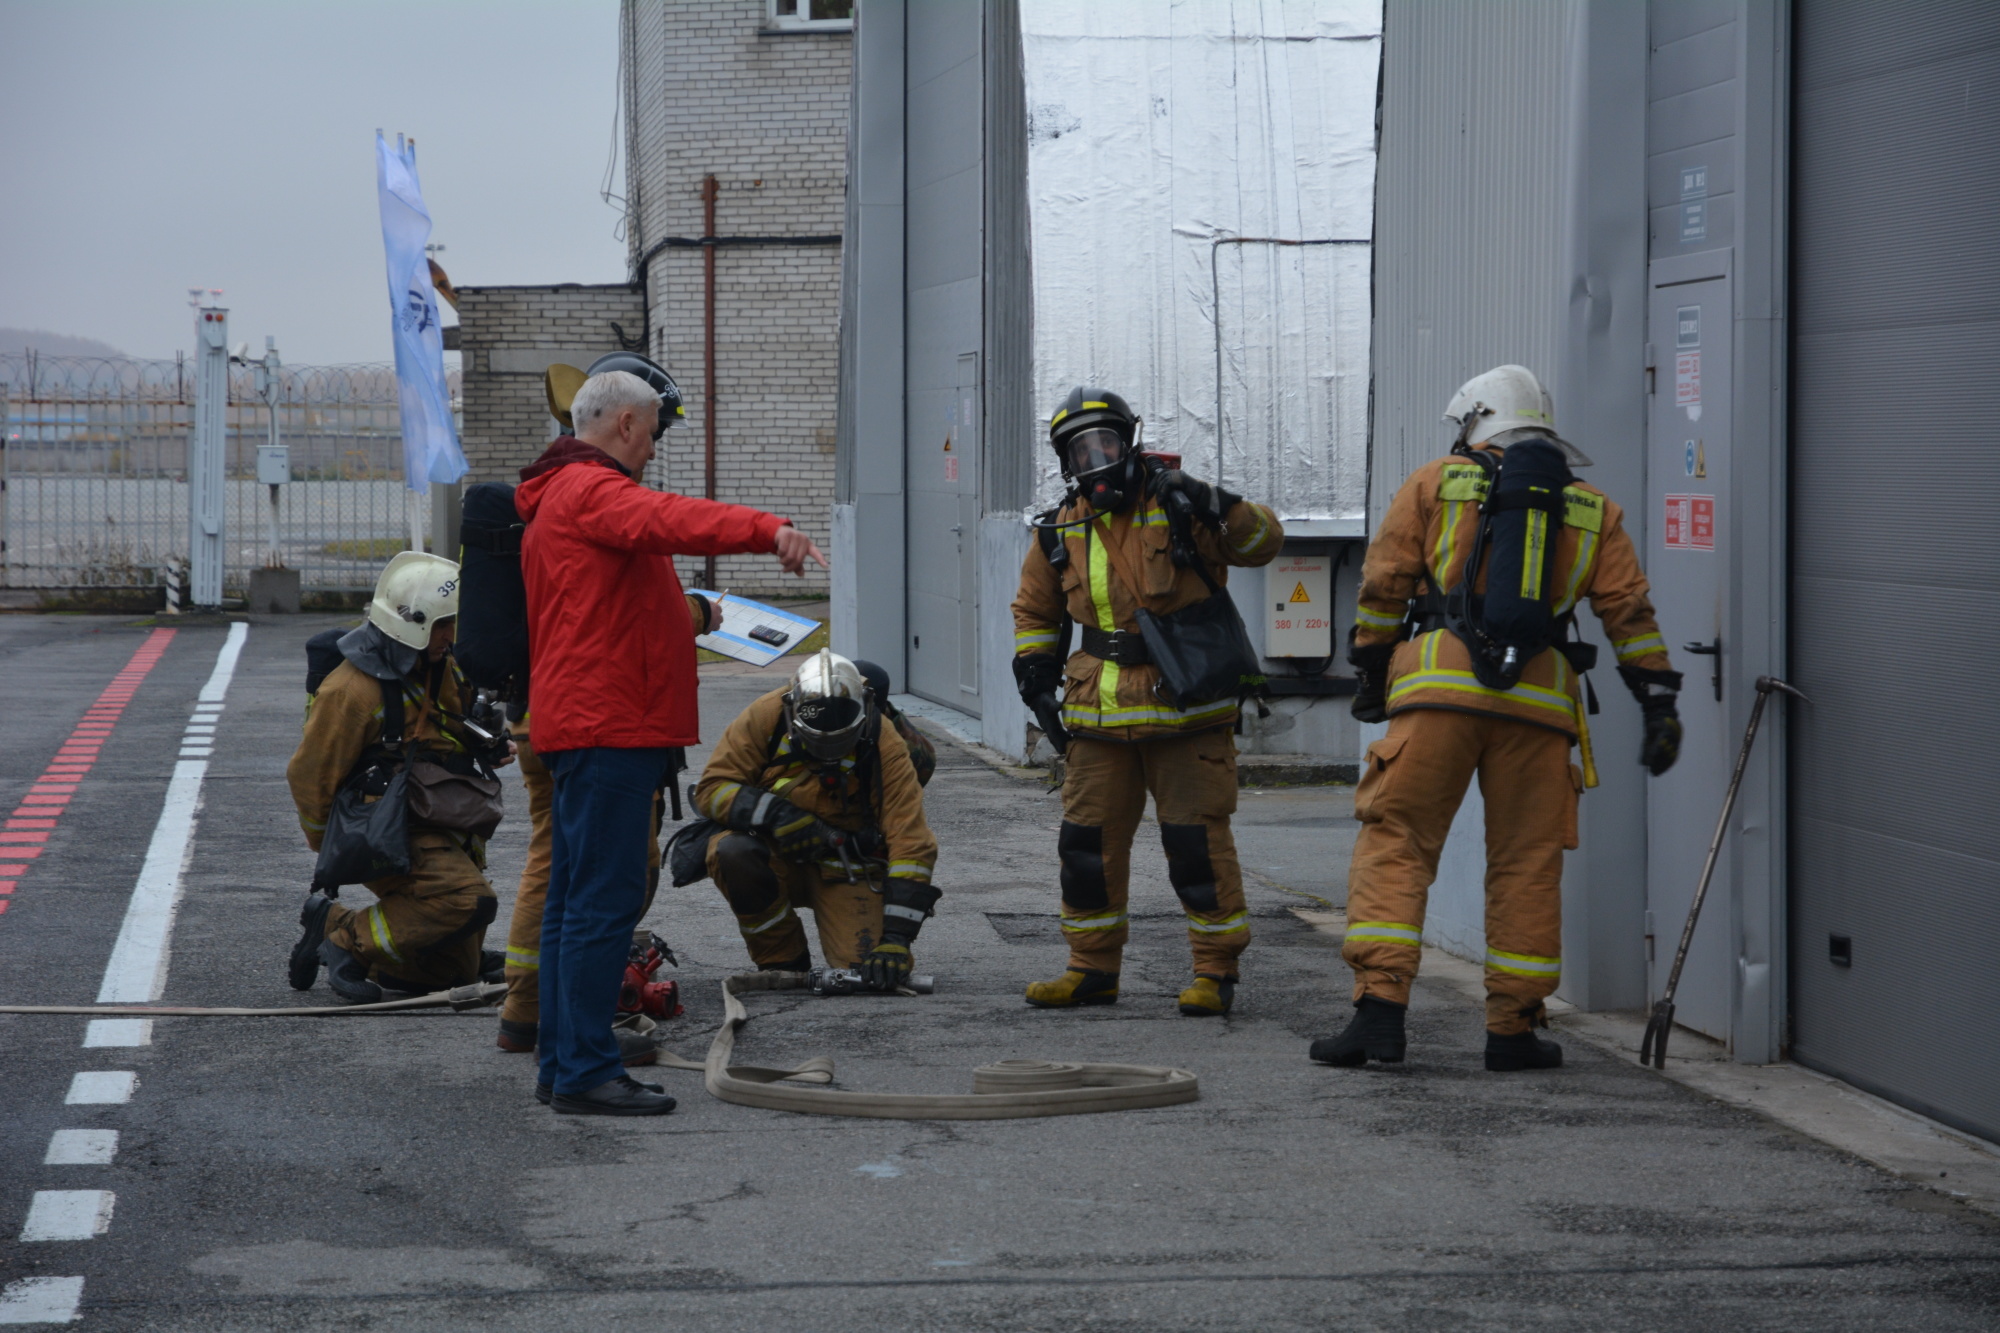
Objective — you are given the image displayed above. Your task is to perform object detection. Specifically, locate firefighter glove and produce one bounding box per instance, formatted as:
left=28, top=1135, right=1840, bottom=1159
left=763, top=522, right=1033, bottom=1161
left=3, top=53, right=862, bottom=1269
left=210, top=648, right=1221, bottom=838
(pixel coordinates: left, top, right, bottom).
left=726, top=786, right=840, bottom=862
left=881, top=877, right=942, bottom=946
left=1620, top=665, right=1684, bottom=777
left=1149, top=468, right=1240, bottom=526
left=858, top=941, right=913, bottom=991
left=1012, top=652, right=1064, bottom=706
left=1349, top=631, right=1395, bottom=725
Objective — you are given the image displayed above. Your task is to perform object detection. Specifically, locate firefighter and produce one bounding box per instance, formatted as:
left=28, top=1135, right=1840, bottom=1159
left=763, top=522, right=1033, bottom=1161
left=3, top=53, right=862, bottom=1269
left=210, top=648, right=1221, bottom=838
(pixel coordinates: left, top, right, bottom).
left=286, top=553, right=509, bottom=1003
left=1011, top=387, right=1285, bottom=1016
left=694, top=650, right=940, bottom=986
left=1314, top=365, right=1681, bottom=1071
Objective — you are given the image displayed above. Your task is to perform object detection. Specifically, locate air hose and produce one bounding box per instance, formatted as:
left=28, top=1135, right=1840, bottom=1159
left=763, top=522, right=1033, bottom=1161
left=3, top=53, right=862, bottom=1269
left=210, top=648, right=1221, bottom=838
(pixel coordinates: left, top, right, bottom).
left=653, top=971, right=1199, bottom=1120
left=0, top=982, right=505, bottom=1018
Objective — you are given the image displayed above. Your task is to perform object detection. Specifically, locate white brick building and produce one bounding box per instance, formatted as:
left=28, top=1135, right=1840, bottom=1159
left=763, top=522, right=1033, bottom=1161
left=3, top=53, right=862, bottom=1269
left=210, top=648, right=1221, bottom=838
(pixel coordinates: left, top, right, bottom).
left=621, top=0, right=851, bottom=595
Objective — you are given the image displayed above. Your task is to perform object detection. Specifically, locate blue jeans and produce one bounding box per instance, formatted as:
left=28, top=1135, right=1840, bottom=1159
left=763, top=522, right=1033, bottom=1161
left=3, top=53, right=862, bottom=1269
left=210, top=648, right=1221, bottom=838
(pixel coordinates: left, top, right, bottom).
left=538, top=746, right=673, bottom=1095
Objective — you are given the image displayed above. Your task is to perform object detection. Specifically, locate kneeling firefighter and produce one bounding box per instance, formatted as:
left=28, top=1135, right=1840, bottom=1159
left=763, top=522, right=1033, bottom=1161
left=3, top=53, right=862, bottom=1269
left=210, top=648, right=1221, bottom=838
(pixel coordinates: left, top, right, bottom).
left=689, top=649, right=940, bottom=988
left=286, top=552, right=514, bottom=1003
left=1011, top=387, right=1284, bottom=1016
left=1315, top=365, right=1682, bottom=1071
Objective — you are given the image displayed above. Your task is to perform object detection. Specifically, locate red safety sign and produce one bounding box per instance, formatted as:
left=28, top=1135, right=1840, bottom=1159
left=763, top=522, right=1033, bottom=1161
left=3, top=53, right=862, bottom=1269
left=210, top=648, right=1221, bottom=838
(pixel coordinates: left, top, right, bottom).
left=1664, top=494, right=1715, bottom=551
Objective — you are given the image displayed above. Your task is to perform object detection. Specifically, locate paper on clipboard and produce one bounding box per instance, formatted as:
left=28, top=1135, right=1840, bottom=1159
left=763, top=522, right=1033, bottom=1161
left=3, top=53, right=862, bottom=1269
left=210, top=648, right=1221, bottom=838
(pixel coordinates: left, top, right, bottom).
left=688, top=591, right=821, bottom=667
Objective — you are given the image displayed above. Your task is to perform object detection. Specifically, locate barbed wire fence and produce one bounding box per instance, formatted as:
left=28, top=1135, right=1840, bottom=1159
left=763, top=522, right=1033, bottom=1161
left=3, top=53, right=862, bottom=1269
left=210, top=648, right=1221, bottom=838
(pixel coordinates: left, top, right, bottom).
left=0, top=353, right=461, bottom=600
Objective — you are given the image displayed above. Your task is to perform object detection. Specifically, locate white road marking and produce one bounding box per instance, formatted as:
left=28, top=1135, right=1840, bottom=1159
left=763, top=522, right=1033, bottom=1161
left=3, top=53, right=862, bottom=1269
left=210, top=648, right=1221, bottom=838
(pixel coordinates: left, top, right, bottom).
left=81, top=1019, right=150, bottom=1048
left=63, top=1072, right=135, bottom=1106
left=43, top=1131, right=117, bottom=1167
left=19, top=1192, right=114, bottom=1242
left=96, top=623, right=247, bottom=1004
left=0, top=1275, right=84, bottom=1324
left=183, top=724, right=216, bottom=735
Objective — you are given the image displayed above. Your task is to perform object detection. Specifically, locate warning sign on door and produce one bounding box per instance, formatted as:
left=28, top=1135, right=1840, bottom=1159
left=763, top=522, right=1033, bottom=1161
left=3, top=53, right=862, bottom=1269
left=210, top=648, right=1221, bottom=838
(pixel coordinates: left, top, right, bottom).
left=1289, top=582, right=1311, bottom=603
left=1676, top=352, right=1701, bottom=421
left=1664, top=494, right=1715, bottom=551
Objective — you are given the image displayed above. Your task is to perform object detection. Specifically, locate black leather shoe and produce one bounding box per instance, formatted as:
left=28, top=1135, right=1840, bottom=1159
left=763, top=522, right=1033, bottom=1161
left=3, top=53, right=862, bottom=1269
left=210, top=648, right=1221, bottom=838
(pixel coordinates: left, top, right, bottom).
left=550, top=1075, right=676, bottom=1116
left=319, top=941, right=382, bottom=1005
left=480, top=949, right=506, bottom=984
left=1485, top=1028, right=1563, bottom=1071
left=1309, top=996, right=1408, bottom=1066
left=288, top=893, right=333, bottom=991
left=535, top=1082, right=551, bottom=1106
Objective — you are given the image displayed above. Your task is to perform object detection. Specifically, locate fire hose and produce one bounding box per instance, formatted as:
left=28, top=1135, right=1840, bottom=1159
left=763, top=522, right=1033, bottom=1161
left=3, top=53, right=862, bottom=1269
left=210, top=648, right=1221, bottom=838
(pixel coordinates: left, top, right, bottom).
left=652, top=971, right=1200, bottom=1120
left=0, top=982, right=506, bottom=1018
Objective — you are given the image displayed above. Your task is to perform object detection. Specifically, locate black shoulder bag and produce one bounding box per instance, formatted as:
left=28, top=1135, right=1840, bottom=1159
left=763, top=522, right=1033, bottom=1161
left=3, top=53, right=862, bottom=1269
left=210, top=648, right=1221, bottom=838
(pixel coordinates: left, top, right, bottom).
left=313, top=679, right=413, bottom=891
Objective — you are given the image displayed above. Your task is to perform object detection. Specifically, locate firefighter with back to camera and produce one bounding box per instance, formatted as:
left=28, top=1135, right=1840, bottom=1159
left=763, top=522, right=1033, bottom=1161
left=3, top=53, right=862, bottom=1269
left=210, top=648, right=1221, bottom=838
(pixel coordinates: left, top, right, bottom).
left=1314, top=365, right=1682, bottom=1072
left=693, top=649, right=940, bottom=989
left=1011, top=387, right=1285, bottom=1017
left=286, top=552, right=514, bottom=1002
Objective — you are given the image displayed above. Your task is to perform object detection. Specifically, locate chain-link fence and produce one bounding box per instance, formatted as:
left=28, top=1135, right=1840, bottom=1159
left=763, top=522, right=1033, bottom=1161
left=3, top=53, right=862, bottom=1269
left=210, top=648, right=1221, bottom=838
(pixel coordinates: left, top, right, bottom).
left=1, top=353, right=460, bottom=598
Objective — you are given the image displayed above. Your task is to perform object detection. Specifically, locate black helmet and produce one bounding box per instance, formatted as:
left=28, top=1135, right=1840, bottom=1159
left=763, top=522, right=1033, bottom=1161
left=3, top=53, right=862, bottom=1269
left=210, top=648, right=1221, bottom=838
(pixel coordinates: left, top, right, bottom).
left=1049, top=387, right=1141, bottom=514
left=586, top=351, right=686, bottom=440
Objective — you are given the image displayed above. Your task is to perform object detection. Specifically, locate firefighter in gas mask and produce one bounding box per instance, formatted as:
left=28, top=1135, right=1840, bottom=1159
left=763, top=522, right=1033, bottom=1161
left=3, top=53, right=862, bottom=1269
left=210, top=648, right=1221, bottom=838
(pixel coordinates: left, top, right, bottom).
left=1313, top=365, right=1681, bottom=1072
left=693, top=650, right=940, bottom=988
left=1010, top=387, right=1285, bottom=1016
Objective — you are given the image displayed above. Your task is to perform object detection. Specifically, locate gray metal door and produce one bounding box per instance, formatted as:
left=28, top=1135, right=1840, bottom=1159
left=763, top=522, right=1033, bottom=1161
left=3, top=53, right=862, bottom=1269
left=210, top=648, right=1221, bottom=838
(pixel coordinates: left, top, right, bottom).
left=1788, top=0, right=2000, bottom=1140
left=1645, top=254, right=1734, bottom=1042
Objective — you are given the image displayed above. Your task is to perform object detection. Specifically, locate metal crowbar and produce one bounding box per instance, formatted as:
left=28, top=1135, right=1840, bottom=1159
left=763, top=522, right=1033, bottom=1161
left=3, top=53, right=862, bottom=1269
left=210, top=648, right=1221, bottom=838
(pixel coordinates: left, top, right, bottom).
left=1639, top=675, right=1809, bottom=1070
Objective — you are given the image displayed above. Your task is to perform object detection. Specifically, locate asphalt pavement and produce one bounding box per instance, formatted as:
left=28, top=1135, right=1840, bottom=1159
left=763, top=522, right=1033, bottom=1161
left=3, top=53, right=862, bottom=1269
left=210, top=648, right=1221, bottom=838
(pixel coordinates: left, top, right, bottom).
left=1, top=612, right=1996, bottom=1331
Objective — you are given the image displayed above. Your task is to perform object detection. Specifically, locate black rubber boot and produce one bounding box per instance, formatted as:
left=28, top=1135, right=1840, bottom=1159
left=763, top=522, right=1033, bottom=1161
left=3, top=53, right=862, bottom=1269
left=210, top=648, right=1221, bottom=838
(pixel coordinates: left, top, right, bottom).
left=288, top=893, right=333, bottom=991
left=1485, top=1028, right=1563, bottom=1071
left=1308, top=996, right=1408, bottom=1066
left=319, top=941, right=383, bottom=1005
left=497, top=1019, right=537, bottom=1054
left=551, top=1075, right=677, bottom=1116
left=480, top=950, right=506, bottom=984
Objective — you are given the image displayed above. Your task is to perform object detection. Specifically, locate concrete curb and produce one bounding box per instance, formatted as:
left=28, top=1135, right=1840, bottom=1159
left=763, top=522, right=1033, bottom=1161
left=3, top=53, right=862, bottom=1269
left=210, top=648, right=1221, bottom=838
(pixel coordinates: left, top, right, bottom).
left=1293, top=906, right=2000, bottom=1220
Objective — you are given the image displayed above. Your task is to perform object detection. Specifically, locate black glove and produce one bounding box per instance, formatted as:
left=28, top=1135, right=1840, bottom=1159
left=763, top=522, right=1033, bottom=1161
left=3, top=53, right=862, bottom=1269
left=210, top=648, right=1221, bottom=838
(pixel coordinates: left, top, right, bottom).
left=1619, top=665, right=1684, bottom=776
left=1349, top=631, right=1395, bottom=725
left=1012, top=653, right=1063, bottom=706
left=861, top=878, right=942, bottom=990
left=725, top=787, right=840, bottom=862
left=1149, top=469, right=1242, bottom=526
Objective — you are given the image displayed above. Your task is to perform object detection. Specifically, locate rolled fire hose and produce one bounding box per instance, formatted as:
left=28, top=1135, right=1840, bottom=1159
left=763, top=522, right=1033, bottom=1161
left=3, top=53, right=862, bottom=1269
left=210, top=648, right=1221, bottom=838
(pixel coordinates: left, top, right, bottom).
left=0, top=982, right=506, bottom=1018
left=652, top=971, right=1199, bottom=1120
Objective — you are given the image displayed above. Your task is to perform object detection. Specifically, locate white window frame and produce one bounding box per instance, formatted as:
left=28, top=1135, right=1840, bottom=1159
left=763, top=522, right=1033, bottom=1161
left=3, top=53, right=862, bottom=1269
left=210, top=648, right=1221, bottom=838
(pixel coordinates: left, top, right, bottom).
left=766, top=0, right=852, bottom=31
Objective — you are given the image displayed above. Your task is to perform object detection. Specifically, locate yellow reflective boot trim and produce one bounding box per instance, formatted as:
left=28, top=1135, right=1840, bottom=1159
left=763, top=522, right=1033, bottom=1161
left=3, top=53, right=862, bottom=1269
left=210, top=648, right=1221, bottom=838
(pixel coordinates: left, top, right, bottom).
left=1486, top=948, right=1561, bottom=977
left=741, top=903, right=797, bottom=936
left=505, top=946, right=539, bottom=970
left=1345, top=921, right=1423, bottom=947
left=1355, top=604, right=1404, bottom=632
left=1186, top=910, right=1250, bottom=935
left=366, top=905, right=404, bottom=963
left=1061, top=911, right=1128, bottom=933
left=1088, top=519, right=1121, bottom=717
left=1520, top=509, right=1549, bottom=599
left=1613, top=633, right=1667, bottom=662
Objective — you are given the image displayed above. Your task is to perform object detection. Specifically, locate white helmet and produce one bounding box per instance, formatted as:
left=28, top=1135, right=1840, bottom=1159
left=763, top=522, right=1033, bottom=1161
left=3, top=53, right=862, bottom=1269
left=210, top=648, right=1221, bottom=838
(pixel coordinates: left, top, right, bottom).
left=367, top=551, right=462, bottom=651
left=1443, top=365, right=1591, bottom=466
left=787, top=649, right=872, bottom=762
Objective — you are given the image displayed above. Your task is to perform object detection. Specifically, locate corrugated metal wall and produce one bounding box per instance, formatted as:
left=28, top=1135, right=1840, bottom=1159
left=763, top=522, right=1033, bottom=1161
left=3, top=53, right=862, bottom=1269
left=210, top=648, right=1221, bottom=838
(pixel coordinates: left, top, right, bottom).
left=1372, top=0, right=1574, bottom=521
left=982, top=0, right=1033, bottom=515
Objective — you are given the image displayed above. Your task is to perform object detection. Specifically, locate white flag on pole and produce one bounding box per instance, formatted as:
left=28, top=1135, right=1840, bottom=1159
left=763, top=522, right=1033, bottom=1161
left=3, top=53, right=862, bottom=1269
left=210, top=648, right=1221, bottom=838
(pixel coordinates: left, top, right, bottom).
left=376, top=131, right=467, bottom=494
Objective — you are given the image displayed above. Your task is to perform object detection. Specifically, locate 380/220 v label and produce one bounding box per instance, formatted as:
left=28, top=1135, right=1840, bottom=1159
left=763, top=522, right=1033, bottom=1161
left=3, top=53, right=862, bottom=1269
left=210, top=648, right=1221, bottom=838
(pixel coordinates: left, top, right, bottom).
left=1272, top=618, right=1331, bottom=631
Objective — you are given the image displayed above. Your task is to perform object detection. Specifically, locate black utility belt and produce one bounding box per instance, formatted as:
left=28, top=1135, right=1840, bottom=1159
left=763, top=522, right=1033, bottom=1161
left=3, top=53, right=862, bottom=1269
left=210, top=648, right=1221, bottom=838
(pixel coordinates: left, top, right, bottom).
left=1080, top=625, right=1152, bottom=666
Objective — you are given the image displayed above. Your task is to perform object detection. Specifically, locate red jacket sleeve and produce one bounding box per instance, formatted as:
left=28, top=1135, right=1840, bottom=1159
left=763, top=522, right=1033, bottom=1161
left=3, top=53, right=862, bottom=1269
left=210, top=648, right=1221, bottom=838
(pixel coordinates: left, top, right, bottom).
left=563, top=468, right=787, bottom=557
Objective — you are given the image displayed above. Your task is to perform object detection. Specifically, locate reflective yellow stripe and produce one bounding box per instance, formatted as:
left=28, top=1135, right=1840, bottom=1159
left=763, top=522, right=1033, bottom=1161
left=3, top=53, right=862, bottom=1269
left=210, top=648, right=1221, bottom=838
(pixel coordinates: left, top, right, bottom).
left=1521, top=510, right=1548, bottom=599
left=1355, top=604, right=1404, bottom=630
left=741, top=904, right=796, bottom=935
left=1228, top=506, right=1270, bottom=554
left=1433, top=500, right=1464, bottom=587
left=505, top=946, right=539, bottom=970
left=1486, top=948, right=1561, bottom=977
left=706, top=782, right=742, bottom=819
left=300, top=815, right=326, bottom=831
left=1088, top=519, right=1121, bottom=717
left=1390, top=671, right=1580, bottom=723
left=1062, top=697, right=1238, bottom=729
left=1556, top=528, right=1598, bottom=614
left=367, top=905, right=403, bottom=962
left=1613, top=633, right=1666, bottom=662
left=1186, top=911, right=1249, bottom=935
left=1061, top=911, right=1128, bottom=933
left=887, top=861, right=931, bottom=880
left=1139, top=506, right=1170, bottom=528
left=1015, top=629, right=1059, bottom=651
left=1346, top=921, right=1423, bottom=946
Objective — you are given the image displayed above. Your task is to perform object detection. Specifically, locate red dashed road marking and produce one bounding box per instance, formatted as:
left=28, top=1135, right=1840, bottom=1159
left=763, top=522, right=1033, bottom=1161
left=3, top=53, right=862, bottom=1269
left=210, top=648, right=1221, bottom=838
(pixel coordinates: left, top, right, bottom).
left=0, top=629, right=176, bottom=915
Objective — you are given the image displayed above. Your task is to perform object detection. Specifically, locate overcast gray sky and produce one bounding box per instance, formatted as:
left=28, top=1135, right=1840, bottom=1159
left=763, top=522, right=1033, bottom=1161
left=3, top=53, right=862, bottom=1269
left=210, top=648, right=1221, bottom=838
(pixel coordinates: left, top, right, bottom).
left=1, top=0, right=625, bottom=364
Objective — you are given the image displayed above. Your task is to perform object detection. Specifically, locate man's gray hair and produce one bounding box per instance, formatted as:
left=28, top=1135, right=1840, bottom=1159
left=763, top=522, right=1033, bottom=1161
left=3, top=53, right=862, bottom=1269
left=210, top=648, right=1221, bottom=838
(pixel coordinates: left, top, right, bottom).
left=571, top=370, right=658, bottom=435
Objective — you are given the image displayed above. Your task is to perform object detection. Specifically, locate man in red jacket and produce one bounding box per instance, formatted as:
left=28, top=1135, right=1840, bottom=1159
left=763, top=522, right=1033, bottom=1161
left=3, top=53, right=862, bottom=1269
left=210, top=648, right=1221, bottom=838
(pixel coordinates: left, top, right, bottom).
left=516, top=365, right=824, bottom=1115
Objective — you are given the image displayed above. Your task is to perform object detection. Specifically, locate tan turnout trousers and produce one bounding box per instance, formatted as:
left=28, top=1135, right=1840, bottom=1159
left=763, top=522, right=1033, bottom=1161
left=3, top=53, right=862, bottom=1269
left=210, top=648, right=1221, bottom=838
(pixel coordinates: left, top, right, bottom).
left=1343, top=708, right=1579, bottom=1035
left=1059, top=729, right=1249, bottom=979
left=704, top=831, right=888, bottom=969
left=323, top=830, right=495, bottom=991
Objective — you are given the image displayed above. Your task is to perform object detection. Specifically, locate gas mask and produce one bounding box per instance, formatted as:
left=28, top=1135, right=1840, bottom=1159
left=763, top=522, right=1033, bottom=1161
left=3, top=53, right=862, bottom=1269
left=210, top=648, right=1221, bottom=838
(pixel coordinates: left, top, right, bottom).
left=1066, top=425, right=1139, bottom=515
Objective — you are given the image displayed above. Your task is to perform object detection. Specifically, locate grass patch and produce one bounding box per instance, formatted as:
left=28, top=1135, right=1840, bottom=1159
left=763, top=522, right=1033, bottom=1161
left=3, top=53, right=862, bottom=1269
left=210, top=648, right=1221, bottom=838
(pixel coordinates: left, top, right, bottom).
left=322, top=538, right=431, bottom=561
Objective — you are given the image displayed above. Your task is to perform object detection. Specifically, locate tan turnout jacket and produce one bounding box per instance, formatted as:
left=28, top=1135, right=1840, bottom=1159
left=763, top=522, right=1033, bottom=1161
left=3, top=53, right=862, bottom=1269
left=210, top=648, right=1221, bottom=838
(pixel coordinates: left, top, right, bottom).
left=695, top=688, right=937, bottom=883
left=287, top=660, right=473, bottom=851
left=1012, top=489, right=1285, bottom=742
